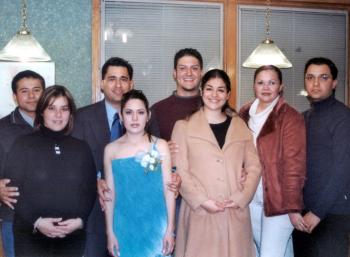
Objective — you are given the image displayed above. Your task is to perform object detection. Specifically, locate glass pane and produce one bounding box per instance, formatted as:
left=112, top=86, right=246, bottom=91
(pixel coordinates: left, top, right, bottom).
left=102, top=0, right=223, bottom=105
left=238, top=6, right=347, bottom=112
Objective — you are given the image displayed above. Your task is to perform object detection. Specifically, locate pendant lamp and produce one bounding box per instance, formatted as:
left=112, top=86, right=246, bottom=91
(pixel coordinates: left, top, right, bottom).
left=0, top=0, right=51, bottom=62
left=242, top=0, right=292, bottom=68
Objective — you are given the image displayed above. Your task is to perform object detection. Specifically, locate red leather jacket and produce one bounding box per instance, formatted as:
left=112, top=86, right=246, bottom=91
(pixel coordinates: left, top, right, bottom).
left=239, top=97, right=306, bottom=216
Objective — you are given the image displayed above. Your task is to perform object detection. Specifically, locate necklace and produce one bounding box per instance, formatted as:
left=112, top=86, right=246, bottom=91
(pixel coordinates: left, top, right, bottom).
left=54, top=143, right=61, bottom=155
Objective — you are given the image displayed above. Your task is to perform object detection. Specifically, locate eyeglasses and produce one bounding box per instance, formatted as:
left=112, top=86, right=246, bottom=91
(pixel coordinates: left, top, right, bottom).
left=305, top=74, right=331, bottom=82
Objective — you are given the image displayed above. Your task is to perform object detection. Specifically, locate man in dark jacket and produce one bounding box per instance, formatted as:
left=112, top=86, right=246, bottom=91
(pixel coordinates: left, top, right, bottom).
left=75, top=57, right=181, bottom=257
left=73, top=57, right=135, bottom=257
left=0, top=70, right=45, bottom=257
left=293, top=57, right=350, bottom=257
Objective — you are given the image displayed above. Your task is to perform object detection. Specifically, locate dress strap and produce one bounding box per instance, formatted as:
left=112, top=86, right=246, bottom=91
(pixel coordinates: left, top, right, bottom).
left=151, top=137, right=159, bottom=151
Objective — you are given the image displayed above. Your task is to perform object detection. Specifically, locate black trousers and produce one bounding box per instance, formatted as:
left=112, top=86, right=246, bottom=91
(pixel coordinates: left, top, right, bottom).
left=293, top=214, right=350, bottom=257
left=84, top=199, right=109, bottom=257
left=14, top=229, right=85, bottom=257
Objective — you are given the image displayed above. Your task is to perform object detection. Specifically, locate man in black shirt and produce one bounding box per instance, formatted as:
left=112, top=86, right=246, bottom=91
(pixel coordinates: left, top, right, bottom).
left=0, top=70, right=45, bottom=257
left=293, top=57, right=350, bottom=257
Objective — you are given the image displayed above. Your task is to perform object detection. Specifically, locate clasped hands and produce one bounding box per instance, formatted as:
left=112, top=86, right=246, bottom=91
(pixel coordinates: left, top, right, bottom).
left=288, top=211, right=320, bottom=233
left=200, top=199, right=239, bottom=213
left=35, top=217, right=83, bottom=238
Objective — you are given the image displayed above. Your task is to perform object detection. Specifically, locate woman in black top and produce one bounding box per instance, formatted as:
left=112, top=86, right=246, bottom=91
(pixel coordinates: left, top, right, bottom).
left=171, top=69, right=261, bottom=257
left=3, top=85, right=96, bottom=257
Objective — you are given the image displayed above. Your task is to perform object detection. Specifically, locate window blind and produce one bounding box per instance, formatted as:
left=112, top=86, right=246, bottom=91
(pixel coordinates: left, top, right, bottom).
left=238, top=6, right=348, bottom=112
left=102, top=0, right=223, bottom=105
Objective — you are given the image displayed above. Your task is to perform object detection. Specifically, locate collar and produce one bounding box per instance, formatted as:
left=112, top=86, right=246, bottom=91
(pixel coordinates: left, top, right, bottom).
left=187, top=108, right=249, bottom=150
left=240, top=96, right=286, bottom=123
left=311, top=93, right=336, bottom=110
left=40, top=126, right=66, bottom=141
left=9, top=107, right=33, bottom=127
left=172, top=90, right=201, bottom=100
left=18, top=109, right=35, bottom=127
left=249, top=96, right=280, bottom=119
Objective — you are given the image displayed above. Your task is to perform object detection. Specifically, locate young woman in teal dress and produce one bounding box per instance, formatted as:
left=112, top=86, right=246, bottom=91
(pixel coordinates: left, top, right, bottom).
left=104, top=89, right=176, bottom=257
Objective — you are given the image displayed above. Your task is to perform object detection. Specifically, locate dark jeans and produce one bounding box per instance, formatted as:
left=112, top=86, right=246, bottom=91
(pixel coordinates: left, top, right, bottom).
left=1, top=221, right=15, bottom=257
left=293, top=213, right=350, bottom=257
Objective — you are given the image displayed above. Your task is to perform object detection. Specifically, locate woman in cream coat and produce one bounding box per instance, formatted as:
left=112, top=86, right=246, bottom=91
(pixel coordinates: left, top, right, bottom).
left=172, top=69, right=261, bottom=257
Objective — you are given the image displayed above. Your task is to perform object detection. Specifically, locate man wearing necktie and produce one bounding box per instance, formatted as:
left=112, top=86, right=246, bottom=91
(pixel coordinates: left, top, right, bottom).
left=73, top=57, right=134, bottom=257
left=110, top=112, right=122, bottom=142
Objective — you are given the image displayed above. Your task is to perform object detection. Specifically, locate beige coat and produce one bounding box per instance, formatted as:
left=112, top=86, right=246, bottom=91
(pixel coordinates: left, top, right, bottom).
left=172, top=109, right=261, bottom=257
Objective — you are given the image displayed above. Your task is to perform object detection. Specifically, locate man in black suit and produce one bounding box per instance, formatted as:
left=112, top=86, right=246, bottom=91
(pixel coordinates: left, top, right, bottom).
left=0, top=70, right=45, bottom=257
left=73, top=57, right=134, bottom=257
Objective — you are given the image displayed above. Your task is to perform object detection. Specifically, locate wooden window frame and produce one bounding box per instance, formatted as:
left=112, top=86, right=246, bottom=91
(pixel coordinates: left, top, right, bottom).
left=92, top=0, right=350, bottom=107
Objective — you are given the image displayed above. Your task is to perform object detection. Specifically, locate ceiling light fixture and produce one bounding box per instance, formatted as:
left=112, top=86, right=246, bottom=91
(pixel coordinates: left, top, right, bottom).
left=0, top=0, right=51, bottom=62
left=242, top=0, right=292, bottom=68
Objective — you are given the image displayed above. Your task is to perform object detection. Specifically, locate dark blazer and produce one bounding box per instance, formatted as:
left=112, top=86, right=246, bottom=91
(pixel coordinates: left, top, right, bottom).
left=0, top=108, right=34, bottom=221
left=72, top=100, right=110, bottom=257
left=73, top=100, right=110, bottom=176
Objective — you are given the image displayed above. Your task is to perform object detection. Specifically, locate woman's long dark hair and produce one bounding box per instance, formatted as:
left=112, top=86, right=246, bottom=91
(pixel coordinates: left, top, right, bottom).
left=120, top=89, right=152, bottom=142
left=200, top=69, right=236, bottom=113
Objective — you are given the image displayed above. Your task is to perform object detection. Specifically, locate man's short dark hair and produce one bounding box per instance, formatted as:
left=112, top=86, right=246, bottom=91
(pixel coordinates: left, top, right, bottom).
left=304, top=57, right=338, bottom=80
left=174, top=48, right=203, bottom=70
left=11, top=70, right=45, bottom=94
left=101, top=57, right=133, bottom=80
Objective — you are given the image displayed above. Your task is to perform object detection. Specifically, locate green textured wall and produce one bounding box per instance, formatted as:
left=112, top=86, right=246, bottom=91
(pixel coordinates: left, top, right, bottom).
left=0, top=0, right=92, bottom=107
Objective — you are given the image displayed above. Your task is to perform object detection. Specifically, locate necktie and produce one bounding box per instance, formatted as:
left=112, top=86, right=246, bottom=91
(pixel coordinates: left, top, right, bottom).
left=110, top=112, right=122, bottom=141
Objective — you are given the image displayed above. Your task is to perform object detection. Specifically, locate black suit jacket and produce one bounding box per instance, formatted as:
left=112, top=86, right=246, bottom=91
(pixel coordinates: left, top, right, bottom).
left=73, top=100, right=110, bottom=177
left=0, top=107, right=34, bottom=221
left=72, top=100, right=110, bottom=240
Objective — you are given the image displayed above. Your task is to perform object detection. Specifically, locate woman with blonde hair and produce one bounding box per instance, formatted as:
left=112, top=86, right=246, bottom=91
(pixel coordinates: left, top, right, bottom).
left=239, top=65, right=306, bottom=257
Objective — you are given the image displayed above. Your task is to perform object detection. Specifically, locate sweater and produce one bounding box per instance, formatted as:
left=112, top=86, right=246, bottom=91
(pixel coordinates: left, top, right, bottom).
left=150, top=92, right=201, bottom=141
left=3, top=127, right=97, bottom=234
left=303, top=94, right=350, bottom=219
left=0, top=107, right=34, bottom=221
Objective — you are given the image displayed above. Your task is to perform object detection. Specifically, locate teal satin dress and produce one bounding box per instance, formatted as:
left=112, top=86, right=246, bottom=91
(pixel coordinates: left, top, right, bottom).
left=111, top=145, right=168, bottom=257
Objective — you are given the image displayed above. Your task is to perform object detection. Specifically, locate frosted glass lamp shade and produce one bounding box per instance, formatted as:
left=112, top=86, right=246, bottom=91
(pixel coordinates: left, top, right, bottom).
left=243, top=38, right=292, bottom=68
left=0, top=31, right=51, bottom=62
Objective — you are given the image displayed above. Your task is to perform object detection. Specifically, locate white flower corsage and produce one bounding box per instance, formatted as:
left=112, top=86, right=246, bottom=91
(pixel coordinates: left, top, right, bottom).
left=135, top=149, right=162, bottom=173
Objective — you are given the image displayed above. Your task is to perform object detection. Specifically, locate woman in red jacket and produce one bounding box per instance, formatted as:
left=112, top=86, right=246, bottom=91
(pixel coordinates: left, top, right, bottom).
left=239, top=65, right=306, bottom=257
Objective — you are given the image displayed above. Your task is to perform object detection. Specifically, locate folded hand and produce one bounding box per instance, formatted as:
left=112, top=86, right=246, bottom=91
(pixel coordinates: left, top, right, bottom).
left=302, top=211, right=321, bottom=233
left=288, top=212, right=307, bottom=231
